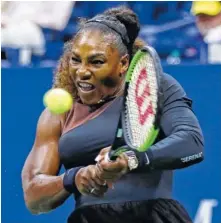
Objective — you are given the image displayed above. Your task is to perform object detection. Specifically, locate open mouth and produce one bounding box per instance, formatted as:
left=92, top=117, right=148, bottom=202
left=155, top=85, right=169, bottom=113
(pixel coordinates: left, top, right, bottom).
left=77, top=82, right=95, bottom=92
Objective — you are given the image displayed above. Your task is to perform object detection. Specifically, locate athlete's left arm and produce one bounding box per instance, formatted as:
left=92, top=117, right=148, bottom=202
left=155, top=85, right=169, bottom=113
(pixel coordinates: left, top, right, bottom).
left=144, top=74, right=204, bottom=170
left=96, top=74, right=204, bottom=179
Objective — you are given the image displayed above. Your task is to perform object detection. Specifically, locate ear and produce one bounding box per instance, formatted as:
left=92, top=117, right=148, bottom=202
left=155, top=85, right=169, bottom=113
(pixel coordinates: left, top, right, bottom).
left=119, top=54, right=129, bottom=76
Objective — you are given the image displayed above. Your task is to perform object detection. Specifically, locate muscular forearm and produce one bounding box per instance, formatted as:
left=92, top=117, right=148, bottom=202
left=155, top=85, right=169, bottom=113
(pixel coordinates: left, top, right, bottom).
left=23, top=173, right=70, bottom=214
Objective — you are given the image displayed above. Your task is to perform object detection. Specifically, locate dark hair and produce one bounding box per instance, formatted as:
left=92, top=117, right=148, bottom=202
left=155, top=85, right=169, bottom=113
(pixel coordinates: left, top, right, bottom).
left=103, top=6, right=141, bottom=55
left=53, top=6, right=146, bottom=98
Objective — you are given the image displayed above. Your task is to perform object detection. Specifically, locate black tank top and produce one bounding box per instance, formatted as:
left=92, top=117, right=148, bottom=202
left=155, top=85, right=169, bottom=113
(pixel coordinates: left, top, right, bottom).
left=59, top=96, right=173, bottom=210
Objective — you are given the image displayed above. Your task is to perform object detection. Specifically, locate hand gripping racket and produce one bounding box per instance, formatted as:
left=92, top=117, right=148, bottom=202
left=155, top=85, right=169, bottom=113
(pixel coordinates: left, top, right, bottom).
left=108, top=46, right=163, bottom=160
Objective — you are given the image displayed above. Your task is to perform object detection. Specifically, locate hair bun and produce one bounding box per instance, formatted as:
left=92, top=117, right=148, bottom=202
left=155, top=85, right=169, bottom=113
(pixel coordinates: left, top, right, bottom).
left=103, top=6, right=140, bottom=45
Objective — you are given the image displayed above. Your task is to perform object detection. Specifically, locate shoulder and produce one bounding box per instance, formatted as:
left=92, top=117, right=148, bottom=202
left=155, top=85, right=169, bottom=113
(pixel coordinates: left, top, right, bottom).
left=161, top=73, right=184, bottom=93
left=37, top=108, right=66, bottom=133
left=160, top=73, right=187, bottom=104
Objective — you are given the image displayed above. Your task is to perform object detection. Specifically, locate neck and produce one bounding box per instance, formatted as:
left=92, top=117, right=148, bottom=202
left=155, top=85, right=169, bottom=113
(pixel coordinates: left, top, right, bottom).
left=98, top=80, right=125, bottom=104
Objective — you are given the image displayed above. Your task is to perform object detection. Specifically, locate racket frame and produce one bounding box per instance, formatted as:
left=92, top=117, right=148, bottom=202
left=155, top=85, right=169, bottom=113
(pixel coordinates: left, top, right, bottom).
left=109, top=46, right=163, bottom=159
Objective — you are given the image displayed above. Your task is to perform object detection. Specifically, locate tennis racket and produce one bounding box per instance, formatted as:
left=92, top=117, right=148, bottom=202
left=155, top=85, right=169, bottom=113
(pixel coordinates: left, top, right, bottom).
left=108, top=46, right=163, bottom=160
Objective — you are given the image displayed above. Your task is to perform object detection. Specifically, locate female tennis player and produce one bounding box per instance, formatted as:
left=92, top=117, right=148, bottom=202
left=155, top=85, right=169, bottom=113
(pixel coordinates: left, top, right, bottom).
left=21, top=6, right=204, bottom=223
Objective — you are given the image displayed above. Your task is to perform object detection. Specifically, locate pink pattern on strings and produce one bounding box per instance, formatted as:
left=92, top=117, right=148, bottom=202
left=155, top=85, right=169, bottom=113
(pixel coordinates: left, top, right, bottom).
left=135, top=68, right=154, bottom=125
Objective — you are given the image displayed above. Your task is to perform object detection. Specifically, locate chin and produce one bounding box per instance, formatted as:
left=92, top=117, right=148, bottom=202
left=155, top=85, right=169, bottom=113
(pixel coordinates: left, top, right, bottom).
left=79, top=96, right=99, bottom=105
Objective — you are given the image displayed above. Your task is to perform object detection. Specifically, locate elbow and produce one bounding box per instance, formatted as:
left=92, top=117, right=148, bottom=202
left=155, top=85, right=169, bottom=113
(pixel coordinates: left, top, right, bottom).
left=25, top=201, right=41, bottom=215
left=24, top=195, right=53, bottom=215
left=23, top=192, right=42, bottom=215
left=191, top=130, right=205, bottom=163
left=181, top=151, right=204, bottom=168
left=22, top=179, right=39, bottom=214
left=23, top=183, right=53, bottom=215
left=194, top=143, right=204, bottom=165
left=181, top=131, right=205, bottom=167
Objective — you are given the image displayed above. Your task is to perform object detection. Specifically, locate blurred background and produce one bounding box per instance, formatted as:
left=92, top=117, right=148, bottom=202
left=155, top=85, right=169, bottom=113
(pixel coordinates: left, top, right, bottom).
left=1, top=1, right=221, bottom=223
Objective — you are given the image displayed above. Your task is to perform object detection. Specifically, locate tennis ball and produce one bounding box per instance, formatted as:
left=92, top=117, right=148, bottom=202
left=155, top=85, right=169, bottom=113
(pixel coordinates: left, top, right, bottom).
left=43, top=88, right=73, bottom=114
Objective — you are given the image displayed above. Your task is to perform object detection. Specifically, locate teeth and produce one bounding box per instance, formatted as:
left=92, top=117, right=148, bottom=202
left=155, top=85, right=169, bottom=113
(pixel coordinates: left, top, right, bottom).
left=78, top=82, right=95, bottom=92
left=79, top=83, right=93, bottom=88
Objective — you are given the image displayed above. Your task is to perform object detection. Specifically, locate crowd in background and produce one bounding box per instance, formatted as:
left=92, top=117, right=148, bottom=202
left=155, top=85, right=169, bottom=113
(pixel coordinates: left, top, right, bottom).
left=1, top=1, right=221, bottom=67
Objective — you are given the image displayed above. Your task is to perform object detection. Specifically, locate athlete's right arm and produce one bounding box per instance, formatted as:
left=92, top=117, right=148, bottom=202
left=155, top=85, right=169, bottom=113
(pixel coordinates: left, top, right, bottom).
left=21, top=109, right=70, bottom=214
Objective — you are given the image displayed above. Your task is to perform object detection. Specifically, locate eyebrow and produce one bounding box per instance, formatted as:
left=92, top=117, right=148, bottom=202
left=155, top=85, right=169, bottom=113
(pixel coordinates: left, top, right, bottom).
left=72, top=52, right=106, bottom=59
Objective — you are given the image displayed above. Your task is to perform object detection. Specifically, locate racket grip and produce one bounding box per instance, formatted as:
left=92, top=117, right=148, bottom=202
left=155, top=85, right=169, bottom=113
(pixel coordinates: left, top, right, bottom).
left=107, top=146, right=130, bottom=161
left=107, top=151, right=118, bottom=161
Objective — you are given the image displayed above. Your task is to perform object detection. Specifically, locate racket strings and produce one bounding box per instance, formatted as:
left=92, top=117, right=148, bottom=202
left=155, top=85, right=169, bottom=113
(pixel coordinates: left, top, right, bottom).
left=125, top=54, right=159, bottom=148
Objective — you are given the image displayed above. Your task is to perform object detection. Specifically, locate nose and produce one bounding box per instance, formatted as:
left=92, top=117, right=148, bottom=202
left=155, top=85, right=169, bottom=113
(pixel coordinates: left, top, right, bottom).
left=76, top=65, right=92, bottom=80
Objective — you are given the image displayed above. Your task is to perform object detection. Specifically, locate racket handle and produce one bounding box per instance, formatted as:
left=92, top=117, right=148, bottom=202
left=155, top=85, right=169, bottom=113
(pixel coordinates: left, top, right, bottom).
left=108, top=151, right=118, bottom=161
left=108, top=146, right=130, bottom=161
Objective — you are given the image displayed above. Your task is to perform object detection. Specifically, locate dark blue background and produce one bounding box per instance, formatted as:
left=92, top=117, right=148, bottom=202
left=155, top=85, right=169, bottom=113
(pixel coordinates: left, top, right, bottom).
left=2, top=65, right=221, bottom=223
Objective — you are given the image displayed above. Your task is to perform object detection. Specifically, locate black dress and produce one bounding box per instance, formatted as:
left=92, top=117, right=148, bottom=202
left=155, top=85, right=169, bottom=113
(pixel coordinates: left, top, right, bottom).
left=59, top=74, right=203, bottom=223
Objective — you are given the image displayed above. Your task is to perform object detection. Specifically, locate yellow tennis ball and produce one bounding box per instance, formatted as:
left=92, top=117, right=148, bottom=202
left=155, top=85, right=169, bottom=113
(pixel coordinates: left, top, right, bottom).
left=43, top=88, right=73, bottom=114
